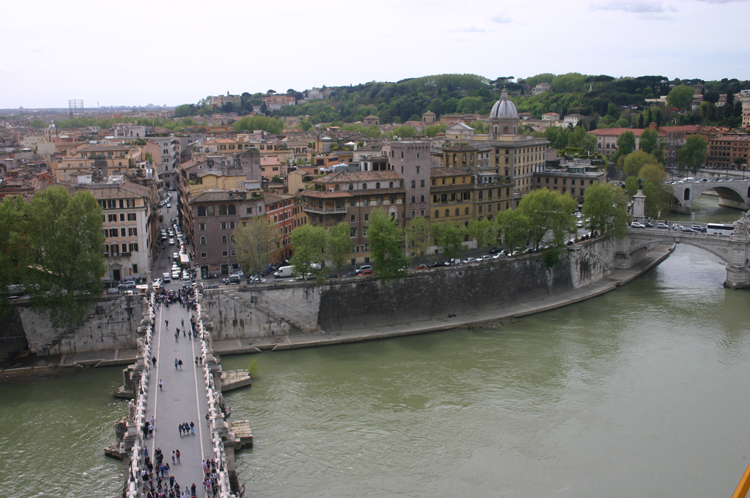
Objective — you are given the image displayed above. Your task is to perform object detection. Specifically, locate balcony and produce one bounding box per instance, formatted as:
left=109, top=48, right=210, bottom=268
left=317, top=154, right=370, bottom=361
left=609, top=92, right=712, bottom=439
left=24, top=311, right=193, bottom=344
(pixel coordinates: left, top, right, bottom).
left=303, top=206, right=347, bottom=215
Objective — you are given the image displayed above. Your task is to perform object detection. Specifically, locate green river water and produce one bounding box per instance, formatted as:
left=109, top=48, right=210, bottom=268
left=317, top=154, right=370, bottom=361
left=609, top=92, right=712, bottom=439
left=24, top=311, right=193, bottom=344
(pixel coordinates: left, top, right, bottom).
left=1, top=196, right=749, bottom=497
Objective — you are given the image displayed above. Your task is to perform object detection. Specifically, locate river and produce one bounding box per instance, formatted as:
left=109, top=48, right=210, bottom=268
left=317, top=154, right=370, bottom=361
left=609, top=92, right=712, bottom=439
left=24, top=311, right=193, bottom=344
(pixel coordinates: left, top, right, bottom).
left=1, top=195, right=749, bottom=497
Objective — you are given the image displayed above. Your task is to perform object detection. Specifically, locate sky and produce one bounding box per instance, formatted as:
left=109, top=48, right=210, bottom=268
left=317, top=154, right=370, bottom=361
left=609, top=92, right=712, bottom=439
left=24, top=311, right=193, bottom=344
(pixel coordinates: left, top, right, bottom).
left=2, top=0, right=749, bottom=109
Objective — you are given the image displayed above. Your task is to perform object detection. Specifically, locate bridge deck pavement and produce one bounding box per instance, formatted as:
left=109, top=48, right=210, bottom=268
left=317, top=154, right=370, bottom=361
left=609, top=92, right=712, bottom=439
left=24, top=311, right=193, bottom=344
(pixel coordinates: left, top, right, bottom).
left=143, top=300, right=212, bottom=496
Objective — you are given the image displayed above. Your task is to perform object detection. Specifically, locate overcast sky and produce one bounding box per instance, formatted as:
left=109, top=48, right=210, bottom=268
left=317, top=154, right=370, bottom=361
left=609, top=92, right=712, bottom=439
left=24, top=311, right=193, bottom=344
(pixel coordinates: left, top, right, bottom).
left=2, top=0, right=749, bottom=110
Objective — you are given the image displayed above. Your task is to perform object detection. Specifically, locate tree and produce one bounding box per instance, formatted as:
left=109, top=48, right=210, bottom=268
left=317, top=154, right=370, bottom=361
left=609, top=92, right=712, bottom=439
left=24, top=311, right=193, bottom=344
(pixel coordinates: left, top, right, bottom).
left=299, top=119, right=313, bottom=131
left=639, top=128, right=659, bottom=155
left=0, top=195, right=26, bottom=317
left=581, top=183, right=629, bottom=239
left=424, top=123, right=447, bottom=137
left=676, top=134, right=708, bottom=173
left=467, top=218, right=497, bottom=256
left=544, top=126, right=568, bottom=150
left=366, top=209, right=410, bottom=280
left=28, top=118, right=46, bottom=129
left=233, top=217, right=271, bottom=278
left=289, top=224, right=327, bottom=280
left=639, top=163, right=670, bottom=218
left=667, top=85, right=695, bottom=110
left=518, top=188, right=577, bottom=249
left=617, top=131, right=636, bottom=155
left=496, top=209, right=529, bottom=254
left=233, top=115, right=284, bottom=134
left=392, top=125, right=415, bottom=138
left=703, top=91, right=720, bottom=104
left=404, top=216, right=430, bottom=257
left=23, top=187, right=107, bottom=332
left=734, top=156, right=746, bottom=169
left=326, top=222, right=352, bottom=277
left=431, top=222, right=465, bottom=262
left=622, top=150, right=660, bottom=178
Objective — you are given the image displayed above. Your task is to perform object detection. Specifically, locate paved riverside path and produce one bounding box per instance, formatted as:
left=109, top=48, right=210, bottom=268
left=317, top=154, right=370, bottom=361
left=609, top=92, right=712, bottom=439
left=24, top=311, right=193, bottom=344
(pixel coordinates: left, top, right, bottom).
left=144, top=299, right=212, bottom=496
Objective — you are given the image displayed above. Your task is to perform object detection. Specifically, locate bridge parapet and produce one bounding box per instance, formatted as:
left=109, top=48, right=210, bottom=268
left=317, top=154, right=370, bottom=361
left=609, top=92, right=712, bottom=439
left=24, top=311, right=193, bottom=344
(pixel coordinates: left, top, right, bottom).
left=671, top=179, right=750, bottom=213
left=622, top=219, right=750, bottom=289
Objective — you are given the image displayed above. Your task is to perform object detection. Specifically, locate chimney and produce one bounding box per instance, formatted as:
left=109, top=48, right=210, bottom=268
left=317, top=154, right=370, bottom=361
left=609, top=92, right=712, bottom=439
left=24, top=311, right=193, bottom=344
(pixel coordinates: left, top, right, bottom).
left=649, top=122, right=657, bottom=130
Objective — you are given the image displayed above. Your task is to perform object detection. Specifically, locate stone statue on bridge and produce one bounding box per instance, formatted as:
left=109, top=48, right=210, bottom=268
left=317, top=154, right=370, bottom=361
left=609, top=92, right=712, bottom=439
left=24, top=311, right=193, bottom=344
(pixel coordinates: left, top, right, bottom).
left=733, top=210, right=750, bottom=237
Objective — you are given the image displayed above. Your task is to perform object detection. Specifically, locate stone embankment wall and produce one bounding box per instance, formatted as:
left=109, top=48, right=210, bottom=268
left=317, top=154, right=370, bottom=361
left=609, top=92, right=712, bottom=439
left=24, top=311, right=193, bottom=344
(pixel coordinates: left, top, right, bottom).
left=6, top=294, right=144, bottom=358
left=202, top=235, right=616, bottom=337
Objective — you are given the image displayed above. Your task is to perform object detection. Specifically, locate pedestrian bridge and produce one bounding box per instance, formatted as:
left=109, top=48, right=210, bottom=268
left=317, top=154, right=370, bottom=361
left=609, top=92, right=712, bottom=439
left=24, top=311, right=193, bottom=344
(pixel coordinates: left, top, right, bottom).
left=616, top=212, right=750, bottom=289
left=671, top=179, right=750, bottom=213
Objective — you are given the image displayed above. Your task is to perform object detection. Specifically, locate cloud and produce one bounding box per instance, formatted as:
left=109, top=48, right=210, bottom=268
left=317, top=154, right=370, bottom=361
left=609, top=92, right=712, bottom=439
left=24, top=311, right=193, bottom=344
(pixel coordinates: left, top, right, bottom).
left=452, top=26, right=486, bottom=33
left=695, top=0, right=748, bottom=3
left=591, top=1, right=667, bottom=13
left=490, top=12, right=512, bottom=23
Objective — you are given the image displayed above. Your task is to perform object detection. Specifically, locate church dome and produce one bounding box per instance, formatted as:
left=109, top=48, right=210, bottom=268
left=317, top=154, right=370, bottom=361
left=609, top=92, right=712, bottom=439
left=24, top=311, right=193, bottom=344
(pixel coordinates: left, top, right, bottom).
left=490, top=89, right=518, bottom=119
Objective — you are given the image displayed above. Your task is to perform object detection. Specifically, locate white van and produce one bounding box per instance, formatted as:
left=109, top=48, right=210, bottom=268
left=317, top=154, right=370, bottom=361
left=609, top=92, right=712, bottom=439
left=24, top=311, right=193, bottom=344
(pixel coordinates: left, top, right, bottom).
left=274, top=265, right=294, bottom=278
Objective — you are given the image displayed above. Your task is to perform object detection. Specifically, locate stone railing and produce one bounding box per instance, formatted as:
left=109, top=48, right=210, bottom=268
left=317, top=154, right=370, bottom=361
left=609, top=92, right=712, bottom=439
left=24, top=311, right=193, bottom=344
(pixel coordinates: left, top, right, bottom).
left=126, top=292, right=156, bottom=498
left=195, top=286, right=235, bottom=498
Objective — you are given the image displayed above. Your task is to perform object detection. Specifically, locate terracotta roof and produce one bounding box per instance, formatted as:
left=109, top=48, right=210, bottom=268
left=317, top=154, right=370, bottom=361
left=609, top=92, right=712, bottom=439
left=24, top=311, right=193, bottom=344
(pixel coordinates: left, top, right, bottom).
left=301, top=190, right=353, bottom=199
left=76, top=179, right=149, bottom=200
left=588, top=128, right=666, bottom=137
left=312, top=170, right=402, bottom=183
left=190, top=190, right=253, bottom=203
left=78, top=144, right=131, bottom=152
left=430, top=167, right=471, bottom=178
left=264, top=192, right=294, bottom=204
left=657, top=125, right=701, bottom=134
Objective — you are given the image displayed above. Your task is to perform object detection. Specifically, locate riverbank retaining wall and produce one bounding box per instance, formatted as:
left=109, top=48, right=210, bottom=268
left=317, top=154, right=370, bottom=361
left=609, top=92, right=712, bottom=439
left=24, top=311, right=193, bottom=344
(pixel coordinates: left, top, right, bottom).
left=202, top=235, right=616, bottom=337
left=5, top=294, right=144, bottom=359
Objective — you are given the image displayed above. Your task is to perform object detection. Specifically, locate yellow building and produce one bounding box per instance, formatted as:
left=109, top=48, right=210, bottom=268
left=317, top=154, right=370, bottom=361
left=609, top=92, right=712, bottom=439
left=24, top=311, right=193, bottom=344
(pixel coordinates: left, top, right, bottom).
left=56, top=144, right=141, bottom=183
left=430, top=168, right=474, bottom=226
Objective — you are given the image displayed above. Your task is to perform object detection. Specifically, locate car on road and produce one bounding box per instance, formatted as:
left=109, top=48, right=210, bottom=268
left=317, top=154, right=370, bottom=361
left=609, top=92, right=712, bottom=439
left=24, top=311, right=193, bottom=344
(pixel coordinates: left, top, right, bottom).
left=644, top=222, right=654, bottom=228
left=681, top=227, right=697, bottom=233
left=171, top=270, right=181, bottom=279
left=657, top=223, right=669, bottom=229
left=224, top=274, right=241, bottom=285
left=414, top=264, right=428, bottom=270
left=493, top=252, right=508, bottom=259
left=631, top=222, right=646, bottom=228
left=429, top=261, right=450, bottom=268
left=359, top=269, right=373, bottom=276
left=166, top=203, right=171, bottom=208
left=162, top=272, right=171, bottom=283
left=168, top=238, right=175, bottom=245
left=489, top=247, right=503, bottom=254
left=118, top=281, right=136, bottom=290
left=691, top=225, right=706, bottom=233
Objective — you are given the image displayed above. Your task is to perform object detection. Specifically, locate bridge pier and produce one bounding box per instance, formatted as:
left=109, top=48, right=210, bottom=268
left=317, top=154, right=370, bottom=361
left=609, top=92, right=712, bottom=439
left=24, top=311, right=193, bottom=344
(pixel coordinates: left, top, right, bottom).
left=724, top=234, right=750, bottom=289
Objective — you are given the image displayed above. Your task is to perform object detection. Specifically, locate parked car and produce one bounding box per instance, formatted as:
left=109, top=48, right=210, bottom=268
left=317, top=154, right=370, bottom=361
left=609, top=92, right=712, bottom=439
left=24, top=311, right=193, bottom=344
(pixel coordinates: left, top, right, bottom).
left=489, top=247, right=503, bottom=254
left=691, top=225, right=707, bottom=233
left=631, top=222, right=646, bottom=228
left=429, top=261, right=450, bottom=268
left=152, top=278, right=163, bottom=287
left=644, top=222, right=654, bottom=228
left=681, top=227, right=697, bottom=233
left=356, top=265, right=373, bottom=274
left=118, top=281, right=136, bottom=290
left=162, top=272, right=171, bottom=283
left=414, top=264, right=428, bottom=270
left=657, top=223, right=669, bottom=229
left=343, top=272, right=357, bottom=277
left=359, top=269, right=373, bottom=276
left=492, top=252, right=508, bottom=259
left=171, top=270, right=181, bottom=280
left=168, top=238, right=175, bottom=245
left=273, top=265, right=294, bottom=278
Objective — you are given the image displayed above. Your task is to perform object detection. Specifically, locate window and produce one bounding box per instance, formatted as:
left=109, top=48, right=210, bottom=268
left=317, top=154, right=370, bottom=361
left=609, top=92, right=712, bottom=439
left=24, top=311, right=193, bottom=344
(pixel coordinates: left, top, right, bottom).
left=376, top=182, right=381, bottom=189
left=102, top=229, right=108, bottom=237
left=364, top=213, right=369, bottom=221
left=128, top=227, right=137, bottom=236
left=228, top=204, right=236, bottom=215
left=465, top=207, right=470, bottom=215
left=207, top=206, right=215, bottom=216
left=363, top=183, right=367, bottom=189
left=420, top=195, right=424, bottom=203
left=219, top=204, right=227, bottom=216
left=108, top=214, right=117, bottom=222
left=350, top=228, right=357, bottom=238
left=119, top=213, right=125, bottom=222
left=199, top=223, right=205, bottom=231
left=455, top=208, right=459, bottom=216
left=411, top=196, right=416, bottom=204
left=351, top=214, right=355, bottom=222
left=201, top=252, right=207, bottom=258
left=120, top=228, right=126, bottom=237
left=127, top=213, right=136, bottom=221
left=126, top=199, right=135, bottom=208
left=198, top=206, right=206, bottom=217
left=222, top=251, right=228, bottom=257
left=221, top=235, right=227, bottom=244
left=109, top=228, right=118, bottom=237
left=129, top=243, right=138, bottom=252
left=435, top=210, right=439, bottom=218
left=229, top=222, right=236, bottom=229
left=364, top=198, right=370, bottom=206
left=200, top=237, right=206, bottom=245
left=420, top=179, right=425, bottom=187
left=411, top=180, right=415, bottom=188
left=220, top=222, right=227, bottom=230
left=122, top=243, right=127, bottom=253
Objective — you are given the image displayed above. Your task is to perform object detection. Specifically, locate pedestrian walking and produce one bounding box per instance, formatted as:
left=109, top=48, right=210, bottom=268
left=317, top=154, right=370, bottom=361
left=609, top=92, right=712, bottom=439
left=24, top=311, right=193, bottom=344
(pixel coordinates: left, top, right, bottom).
left=176, top=327, right=180, bottom=337
left=195, top=356, right=199, bottom=366
left=171, top=450, right=175, bottom=463
left=178, top=359, right=183, bottom=370
left=174, top=358, right=178, bottom=369
left=190, top=421, right=194, bottom=435
left=165, top=320, right=169, bottom=329
left=206, top=413, right=210, bottom=427
left=176, top=449, right=181, bottom=463
left=152, top=356, right=157, bottom=366
left=159, top=379, right=164, bottom=391
left=151, top=416, right=155, bottom=430
left=183, top=327, right=186, bottom=337
left=181, top=318, right=184, bottom=328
